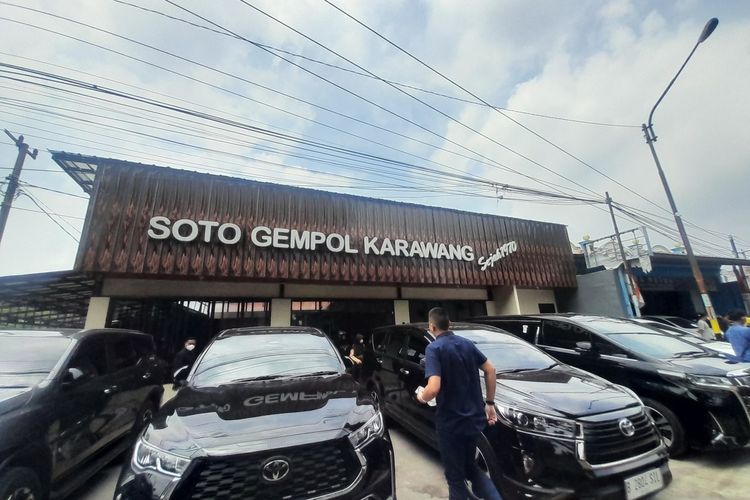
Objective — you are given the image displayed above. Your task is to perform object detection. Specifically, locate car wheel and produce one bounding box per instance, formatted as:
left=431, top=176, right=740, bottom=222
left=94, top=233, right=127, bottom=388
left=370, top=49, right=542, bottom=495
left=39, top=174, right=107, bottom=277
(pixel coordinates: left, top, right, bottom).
left=643, top=398, right=687, bottom=457
left=474, top=435, right=507, bottom=498
left=0, top=467, right=43, bottom=500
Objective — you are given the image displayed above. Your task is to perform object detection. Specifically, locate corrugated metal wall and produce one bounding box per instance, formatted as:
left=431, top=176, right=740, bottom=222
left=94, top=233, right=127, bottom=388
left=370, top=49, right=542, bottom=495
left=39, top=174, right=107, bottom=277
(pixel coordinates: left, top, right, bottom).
left=77, top=163, right=577, bottom=288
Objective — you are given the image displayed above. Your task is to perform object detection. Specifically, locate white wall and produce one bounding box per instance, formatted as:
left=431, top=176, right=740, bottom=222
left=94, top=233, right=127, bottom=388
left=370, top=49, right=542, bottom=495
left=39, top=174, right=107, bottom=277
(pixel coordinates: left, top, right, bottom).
left=394, top=300, right=410, bottom=324
left=84, top=296, right=110, bottom=329
left=485, top=286, right=557, bottom=315
left=270, top=298, right=292, bottom=327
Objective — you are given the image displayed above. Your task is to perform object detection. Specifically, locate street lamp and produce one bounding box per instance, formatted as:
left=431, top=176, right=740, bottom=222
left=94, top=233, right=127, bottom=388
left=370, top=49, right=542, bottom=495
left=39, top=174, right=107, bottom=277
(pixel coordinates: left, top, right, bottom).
left=642, top=17, right=720, bottom=330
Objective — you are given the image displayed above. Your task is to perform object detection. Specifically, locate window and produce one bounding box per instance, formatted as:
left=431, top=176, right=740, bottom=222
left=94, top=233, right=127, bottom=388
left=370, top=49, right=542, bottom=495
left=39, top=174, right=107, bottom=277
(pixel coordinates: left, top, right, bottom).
left=592, top=337, right=631, bottom=358
left=109, top=338, right=138, bottom=372
left=372, top=328, right=389, bottom=353
left=68, top=339, right=107, bottom=379
left=384, top=329, right=406, bottom=358
left=540, top=321, right=590, bottom=350
left=403, top=334, right=429, bottom=364
left=538, top=303, right=556, bottom=313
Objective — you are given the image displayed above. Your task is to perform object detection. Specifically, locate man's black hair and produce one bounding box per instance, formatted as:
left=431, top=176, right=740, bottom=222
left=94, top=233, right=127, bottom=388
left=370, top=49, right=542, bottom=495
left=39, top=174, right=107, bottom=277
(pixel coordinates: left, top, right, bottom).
left=428, top=307, right=450, bottom=331
left=185, top=338, right=197, bottom=344
left=728, top=310, right=747, bottom=322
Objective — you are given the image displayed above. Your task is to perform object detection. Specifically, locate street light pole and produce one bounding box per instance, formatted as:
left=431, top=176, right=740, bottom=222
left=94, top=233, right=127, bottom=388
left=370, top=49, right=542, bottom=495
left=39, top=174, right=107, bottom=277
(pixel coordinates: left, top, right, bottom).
left=641, top=17, right=720, bottom=330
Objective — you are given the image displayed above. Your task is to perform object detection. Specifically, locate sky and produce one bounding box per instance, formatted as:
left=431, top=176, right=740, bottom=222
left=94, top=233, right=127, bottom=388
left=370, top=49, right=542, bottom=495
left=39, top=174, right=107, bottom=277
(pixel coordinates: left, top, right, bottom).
left=1, top=0, right=749, bottom=276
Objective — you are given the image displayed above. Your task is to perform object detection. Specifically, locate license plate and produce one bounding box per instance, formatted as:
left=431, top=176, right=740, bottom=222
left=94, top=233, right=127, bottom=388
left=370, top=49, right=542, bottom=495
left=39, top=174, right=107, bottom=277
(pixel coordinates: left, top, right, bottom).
left=624, top=468, right=664, bottom=500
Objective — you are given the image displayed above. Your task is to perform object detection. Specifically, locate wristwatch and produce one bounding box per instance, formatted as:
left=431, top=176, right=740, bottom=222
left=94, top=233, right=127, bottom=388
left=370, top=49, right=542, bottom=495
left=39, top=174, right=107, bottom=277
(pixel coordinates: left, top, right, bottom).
left=485, top=400, right=495, bottom=406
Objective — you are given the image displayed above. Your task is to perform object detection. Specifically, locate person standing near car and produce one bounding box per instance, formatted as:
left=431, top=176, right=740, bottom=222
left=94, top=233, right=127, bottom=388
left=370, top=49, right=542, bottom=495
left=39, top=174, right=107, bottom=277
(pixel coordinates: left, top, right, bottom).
left=696, top=313, right=714, bottom=341
left=726, top=310, right=750, bottom=362
left=348, top=334, right=366, bottom=380
left=172, top=338, right=197, bottom=388
left=417, top=308, right=502, bottom=500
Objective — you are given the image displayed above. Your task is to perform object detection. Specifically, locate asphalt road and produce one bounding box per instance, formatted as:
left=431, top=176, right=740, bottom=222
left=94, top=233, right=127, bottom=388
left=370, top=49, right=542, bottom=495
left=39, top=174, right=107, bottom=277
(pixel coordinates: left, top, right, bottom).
left=75, top=425, right=750, bottom=500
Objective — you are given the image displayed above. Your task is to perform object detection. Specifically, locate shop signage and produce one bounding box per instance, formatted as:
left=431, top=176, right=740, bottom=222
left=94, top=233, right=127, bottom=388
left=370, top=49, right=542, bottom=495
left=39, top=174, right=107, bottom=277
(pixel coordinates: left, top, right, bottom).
left=147, top=216, right=517, bottom=271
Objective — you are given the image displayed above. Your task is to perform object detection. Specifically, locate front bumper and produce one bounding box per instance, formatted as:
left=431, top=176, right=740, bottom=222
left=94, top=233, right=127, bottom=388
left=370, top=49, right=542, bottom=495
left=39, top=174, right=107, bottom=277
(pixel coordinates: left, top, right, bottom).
left=114, top=434, right=394, bottom=500
left=491, top=426, right=671, bottom=500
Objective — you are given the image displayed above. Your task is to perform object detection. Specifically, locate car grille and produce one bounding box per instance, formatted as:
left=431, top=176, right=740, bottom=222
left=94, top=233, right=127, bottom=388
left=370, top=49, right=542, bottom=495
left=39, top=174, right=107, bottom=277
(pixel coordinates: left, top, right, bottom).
left=179, top=439, right=361, bottom=500
left=581, top=410, right=661, bottom=465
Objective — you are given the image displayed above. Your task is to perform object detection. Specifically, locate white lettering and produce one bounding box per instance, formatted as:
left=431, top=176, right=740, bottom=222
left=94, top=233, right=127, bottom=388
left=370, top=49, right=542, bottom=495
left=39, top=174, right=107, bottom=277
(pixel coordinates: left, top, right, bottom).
left=344, top=235, right=358, bottom=254
left=478, top=241, right=519, bottom=271
left=395, top=239, right=409, bottom=257
left=448, top=244, right=462, bottom=261
left=243, top=396, right=264, bottom=406
left=364, top=236, right=380, bottom=255
left=437, top=244, right=450, bottom=259
left=148, top=216, right=171, bottom=239
left=197, top=220, right=219, bottom=243
left=291, top=230, right=311, bottom=250
left=172, top=219, right=199, bottom=242
left=251, top=226, right=273, bottom=247
left=272, top=228, right=290, bottom=249
left=421, top=241, right=439, bottom=259
left=310, top=231, right=326, bottom=250
left=409, top=240, right=424, bottom=258
left=462, top=246, right=475, bottom=261
left=380, top=238, right=395, bottom=256
left=326, top=233, right=345, bottom=252
left=218, top=223, right=241, bottom=244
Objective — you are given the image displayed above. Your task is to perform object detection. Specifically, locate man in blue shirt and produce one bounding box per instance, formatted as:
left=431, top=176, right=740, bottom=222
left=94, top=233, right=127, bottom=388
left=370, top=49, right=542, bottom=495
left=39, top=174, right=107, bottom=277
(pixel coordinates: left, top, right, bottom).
left=726, top=310, right=750, bottom=362
left=417, top=308, right=502, bottom=500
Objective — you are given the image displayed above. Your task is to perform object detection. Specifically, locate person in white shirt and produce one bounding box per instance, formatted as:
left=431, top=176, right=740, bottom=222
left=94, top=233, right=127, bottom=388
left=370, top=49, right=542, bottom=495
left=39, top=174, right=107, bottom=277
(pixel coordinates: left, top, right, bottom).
left=696, top=314, right=714, bottom=341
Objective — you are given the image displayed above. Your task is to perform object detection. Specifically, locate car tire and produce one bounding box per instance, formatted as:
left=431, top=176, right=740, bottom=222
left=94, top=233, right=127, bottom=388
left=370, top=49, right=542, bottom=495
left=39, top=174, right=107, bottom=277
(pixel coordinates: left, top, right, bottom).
left=132, top=400, right=157, bottom=437
left=643, top=398, right=687, bottom=457
left=0, top=467, right=44, bottom=500
left=474, top=435, right=508, bottom=498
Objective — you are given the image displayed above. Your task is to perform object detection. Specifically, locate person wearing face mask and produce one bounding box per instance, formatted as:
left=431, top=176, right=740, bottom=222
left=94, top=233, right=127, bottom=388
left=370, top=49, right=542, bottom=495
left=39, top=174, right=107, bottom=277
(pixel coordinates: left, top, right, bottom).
left=172, top=338, right=197, bottom=389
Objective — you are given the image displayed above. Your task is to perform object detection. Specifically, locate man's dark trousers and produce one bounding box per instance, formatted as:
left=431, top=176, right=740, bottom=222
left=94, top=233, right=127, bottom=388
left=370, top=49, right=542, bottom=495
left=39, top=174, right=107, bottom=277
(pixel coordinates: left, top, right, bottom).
left=437, top=429, right=503, bottom=500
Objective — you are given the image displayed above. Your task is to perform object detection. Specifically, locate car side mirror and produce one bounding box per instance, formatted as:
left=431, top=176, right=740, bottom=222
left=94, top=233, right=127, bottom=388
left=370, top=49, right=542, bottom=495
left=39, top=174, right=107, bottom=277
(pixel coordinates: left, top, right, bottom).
left=575, top=341, right=595, bottom=355
left=62, top=367, right=86, bottom=387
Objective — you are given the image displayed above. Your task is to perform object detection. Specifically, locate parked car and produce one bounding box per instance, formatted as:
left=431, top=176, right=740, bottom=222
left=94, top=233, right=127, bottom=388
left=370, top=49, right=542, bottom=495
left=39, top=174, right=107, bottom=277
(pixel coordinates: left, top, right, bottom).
left=115, top=326, right=395, bottom=500
left=0, top=328, right=164, bottom=500
left=472, top=315, right=750, bottom=456
left=641, top=315, right=699, bottom=333
left=367, top=322, right=670, bottom=499
left=626, top=318, right=735, bottom=357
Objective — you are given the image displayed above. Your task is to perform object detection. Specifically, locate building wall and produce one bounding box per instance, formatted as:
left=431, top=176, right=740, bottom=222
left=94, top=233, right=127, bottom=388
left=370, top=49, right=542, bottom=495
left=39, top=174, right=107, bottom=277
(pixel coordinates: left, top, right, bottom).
left=556, top=269, right=629, bottom=316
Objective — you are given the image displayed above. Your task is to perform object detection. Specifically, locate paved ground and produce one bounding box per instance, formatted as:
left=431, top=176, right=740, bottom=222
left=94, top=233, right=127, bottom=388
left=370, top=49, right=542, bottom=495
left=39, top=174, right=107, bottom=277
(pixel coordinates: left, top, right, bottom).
left=76, top=423, right=750, bottom=499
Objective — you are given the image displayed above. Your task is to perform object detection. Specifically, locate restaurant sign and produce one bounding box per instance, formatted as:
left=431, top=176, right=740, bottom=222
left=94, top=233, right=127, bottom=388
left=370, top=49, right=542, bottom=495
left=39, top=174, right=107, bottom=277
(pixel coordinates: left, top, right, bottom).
left=148, top=217, right=517, bottom=271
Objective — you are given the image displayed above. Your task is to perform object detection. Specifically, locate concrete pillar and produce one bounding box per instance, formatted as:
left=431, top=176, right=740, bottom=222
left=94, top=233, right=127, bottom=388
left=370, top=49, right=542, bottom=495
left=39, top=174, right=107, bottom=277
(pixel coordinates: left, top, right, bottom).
left=394, top=300, right=410, bottom=324
left=515, top=288, right=557, bottom=314
left=270, top=298, right=292, bottom=327
left=84, top=296, right=111, bottom=329
left=485, top=300, right=497, bottom=316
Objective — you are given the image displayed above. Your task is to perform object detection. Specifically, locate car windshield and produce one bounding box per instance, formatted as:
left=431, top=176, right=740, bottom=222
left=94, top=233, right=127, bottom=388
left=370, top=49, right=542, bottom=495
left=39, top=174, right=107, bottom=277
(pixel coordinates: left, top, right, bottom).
left=0, top=335, right=72, bottom=386
left=191, top=333, right=343, bottom=387
left=457, top=329, right=557, bottom=372
left=665, top=317, right=698, bottom=329
left=606, top=333, right=708, bottom=359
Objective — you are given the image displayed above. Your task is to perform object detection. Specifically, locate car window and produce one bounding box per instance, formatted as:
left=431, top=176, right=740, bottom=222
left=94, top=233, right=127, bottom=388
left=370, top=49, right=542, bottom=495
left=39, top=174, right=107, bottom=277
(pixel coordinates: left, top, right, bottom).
left=132, top=336, right=155, bottom=358
left=68, top=339, right=107, bottom=380
left=454, top=328, right=558, bottom=371
left=606, top=333, right=708, bottom=360
left=384, top=329, right=405, bottom=358
left=372, top=328, right=389, bottom=353
left=540, top=320, right=591, bottom=350
left=592, top=336, right=631, bottom=358
left=109, top=338, right=139, bottom=372
left=403, top=334, right=429, bottom=364
left=191, top=334, right=343, bottom=387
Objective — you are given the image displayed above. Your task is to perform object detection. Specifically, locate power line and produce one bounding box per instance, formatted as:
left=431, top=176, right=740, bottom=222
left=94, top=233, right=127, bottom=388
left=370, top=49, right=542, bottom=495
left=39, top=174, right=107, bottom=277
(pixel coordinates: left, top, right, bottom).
left=18, top=181, right=89, bottom=199
left=112, top=0, right=640, bottom=129
left=10, top=205, right=85, bottom=220
left=321, top=0, right=686, bottom=220
left=0, top=6, right=597, bottom=200
left=18, top=190, right=80, bottom=242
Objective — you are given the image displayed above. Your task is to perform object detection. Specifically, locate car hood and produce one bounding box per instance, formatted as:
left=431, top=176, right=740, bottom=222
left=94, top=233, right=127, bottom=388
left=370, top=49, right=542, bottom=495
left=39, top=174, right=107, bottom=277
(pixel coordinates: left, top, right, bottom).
left=0, top=387, right=34, bottom=417
left=665, top=355, right=750, bottom=376
left=495, top=365, right=638, bottom=418
left=143, top=374, right=373, bottom=458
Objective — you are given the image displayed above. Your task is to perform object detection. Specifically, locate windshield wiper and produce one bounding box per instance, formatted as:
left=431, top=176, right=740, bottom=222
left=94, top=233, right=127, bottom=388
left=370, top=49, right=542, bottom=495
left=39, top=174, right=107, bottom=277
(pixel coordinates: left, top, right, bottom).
left=228, top=375, right=287, bottom=383
left=672, top=351, right=705, bottom=358
left=302, top=371, right=339, bottom=377
left=497, top=368, right=536, bottom=374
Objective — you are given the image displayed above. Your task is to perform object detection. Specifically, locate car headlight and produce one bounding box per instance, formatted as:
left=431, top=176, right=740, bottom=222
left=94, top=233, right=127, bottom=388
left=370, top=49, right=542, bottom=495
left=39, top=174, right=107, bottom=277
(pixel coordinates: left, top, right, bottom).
left=133, top=439, right=190, bottom=477
left=496, top=404, right=577, bottom=439
left=687, top=374, right=734, bottom=389
left=348, top=412, right=384, bottom=449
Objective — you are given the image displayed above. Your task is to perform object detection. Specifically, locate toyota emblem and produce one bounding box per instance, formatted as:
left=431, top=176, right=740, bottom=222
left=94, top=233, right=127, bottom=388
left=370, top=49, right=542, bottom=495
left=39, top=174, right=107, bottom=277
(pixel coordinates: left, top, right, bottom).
left=261, top=457, right=291, bottom=483
left=619, top=418, right=636, bottom=437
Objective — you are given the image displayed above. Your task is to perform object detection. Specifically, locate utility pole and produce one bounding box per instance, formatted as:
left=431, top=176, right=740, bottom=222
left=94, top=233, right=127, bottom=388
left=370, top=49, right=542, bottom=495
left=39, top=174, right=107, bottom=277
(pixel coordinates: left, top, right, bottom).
left=729, top=235, right=750, bottom=313
left=0, top=130, right=38, bottom=248
left=606, top=192, right=642, bottom=317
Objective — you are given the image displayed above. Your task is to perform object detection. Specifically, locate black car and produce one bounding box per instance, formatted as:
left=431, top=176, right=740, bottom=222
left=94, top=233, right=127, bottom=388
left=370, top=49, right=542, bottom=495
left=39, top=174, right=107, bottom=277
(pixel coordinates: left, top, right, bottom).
left=115, top=326, right=395, bottom=500
left=367, top=323, right=670, bottom=500
left=473, top=315, right=750, bottom=456
left=0, top=328, right=164, bottom=500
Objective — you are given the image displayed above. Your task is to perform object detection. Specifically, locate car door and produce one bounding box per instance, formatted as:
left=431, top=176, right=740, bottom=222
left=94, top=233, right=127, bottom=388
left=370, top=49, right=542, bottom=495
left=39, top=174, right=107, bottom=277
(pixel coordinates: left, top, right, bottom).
left=51, top=337, right=111, bottom=480
left=589, top=334, right=643, bottom=386
left=104, top=336, right=143, bottom=438
left=398, top=330, right=437, bottom=446
left=537, top=319, right=593, bottom=371
left=373, top=327, right=408, bottom=417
